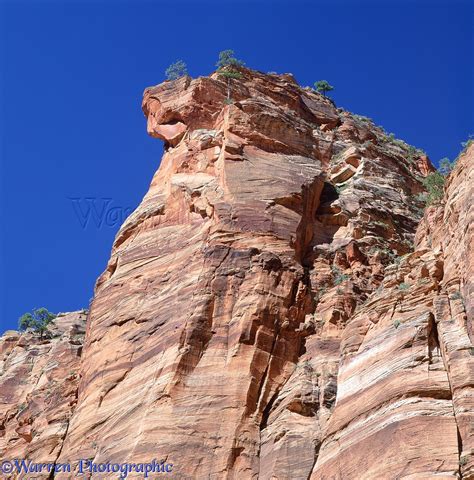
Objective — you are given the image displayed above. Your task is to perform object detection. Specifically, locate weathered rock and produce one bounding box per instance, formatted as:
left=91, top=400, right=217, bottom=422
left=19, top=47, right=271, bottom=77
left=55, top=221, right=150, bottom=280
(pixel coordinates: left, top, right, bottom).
left=312, top=144, right=473, bottom=479
left=0, top=311, right=86, bottom=467
left=2, top=69, right=471, bottom=480
left=54, top=69, right=458, bottom=480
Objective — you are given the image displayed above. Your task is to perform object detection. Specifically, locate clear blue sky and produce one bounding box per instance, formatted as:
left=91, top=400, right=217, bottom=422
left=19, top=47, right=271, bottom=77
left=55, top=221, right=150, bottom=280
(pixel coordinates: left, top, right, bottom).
left=0, top=0, right=472, bottom=333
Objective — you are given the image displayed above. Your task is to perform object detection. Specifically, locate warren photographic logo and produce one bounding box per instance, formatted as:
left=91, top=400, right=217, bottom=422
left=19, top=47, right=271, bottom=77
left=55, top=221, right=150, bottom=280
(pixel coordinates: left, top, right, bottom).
left=69, top=197, right=133, bottom=229
left=0, top=458, right=173, bottom=478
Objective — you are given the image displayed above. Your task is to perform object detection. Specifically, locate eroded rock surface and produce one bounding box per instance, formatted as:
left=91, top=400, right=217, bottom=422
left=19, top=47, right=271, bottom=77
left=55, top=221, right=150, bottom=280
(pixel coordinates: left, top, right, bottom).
left=312, top=144, right=473, bottom=479
left=57, top=69, right=468, bottom=480
left=2, top=69, right=471, bottom=479
left=0, top=311, right=86, bottom=467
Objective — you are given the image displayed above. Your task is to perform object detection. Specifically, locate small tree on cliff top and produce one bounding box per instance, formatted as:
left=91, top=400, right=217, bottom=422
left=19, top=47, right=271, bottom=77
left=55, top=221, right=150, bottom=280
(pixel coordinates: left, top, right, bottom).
left=216, top=50, right=245, bottom=101
left=18, top=307, right=56, bottom=338
left=165, top=60, right=188, bottom=81
left=216, top=49, right=245, bottom=70
left=314, top=80, right=334, bottom=97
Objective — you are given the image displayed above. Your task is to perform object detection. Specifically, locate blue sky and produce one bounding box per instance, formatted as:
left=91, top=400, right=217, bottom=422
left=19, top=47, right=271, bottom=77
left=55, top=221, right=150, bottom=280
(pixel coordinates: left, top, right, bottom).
left=0, top=0, right=472, bottom=332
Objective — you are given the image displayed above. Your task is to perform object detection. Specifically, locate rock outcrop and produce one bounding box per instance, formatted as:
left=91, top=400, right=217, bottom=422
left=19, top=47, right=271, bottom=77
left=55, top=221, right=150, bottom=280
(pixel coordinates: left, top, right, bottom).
left=312, top=145, right=473, bottom=479
left=0, top=312, right=86, bottom=465
left=0, top=69, right=471, bottom=479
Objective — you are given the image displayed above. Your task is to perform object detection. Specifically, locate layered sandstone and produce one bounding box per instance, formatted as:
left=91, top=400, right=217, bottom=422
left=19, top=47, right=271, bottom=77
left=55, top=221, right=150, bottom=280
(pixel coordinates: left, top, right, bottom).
left=0, top=68, right=471, bottom=479
left=312, top=144, right=473, bottom=479
left=57, top=69, right=455, bottom=479
left=0, top=311, right=86, bottom=465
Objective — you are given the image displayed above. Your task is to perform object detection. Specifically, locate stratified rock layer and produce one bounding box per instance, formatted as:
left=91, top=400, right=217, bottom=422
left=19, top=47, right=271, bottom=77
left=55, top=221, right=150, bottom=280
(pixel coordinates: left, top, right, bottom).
left=312, top=144, right=473, bottom=480
left=56, top=68, right=467, bottom=480
left=1, top=69, right=471, bottom=479
left=0, top=312, right=86, bottom=466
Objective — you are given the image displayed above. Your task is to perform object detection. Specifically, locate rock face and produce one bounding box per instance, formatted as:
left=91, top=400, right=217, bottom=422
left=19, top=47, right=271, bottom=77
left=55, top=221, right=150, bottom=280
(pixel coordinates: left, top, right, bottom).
left=0, top=312, right=86, bottom=465
left=1, top=69, right=471, bottom=479
left=312, top=145, right=473, bottom=480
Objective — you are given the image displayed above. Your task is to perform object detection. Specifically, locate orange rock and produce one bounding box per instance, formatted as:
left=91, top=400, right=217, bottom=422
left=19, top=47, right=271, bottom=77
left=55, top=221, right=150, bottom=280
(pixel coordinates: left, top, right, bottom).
left=55, top=70, right=442, bottom=479
left=345, top=241, right=366, bottom=265
left=312, top=145, right=474, bottom=479
left=2, top=70, right=471, bottom=480
left=0, top=311, right=86, bottom=463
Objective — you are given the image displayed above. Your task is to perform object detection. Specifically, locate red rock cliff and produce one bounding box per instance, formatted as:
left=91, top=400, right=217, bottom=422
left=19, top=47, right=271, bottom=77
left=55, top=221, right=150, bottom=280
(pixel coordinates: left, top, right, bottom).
left=1, top=69, right=472, bottom=479
left=0, top=312, right=86, bottom=465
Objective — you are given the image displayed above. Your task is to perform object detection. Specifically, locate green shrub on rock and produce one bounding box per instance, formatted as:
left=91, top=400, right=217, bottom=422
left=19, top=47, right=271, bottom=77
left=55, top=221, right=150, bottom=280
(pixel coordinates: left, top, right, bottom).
left=165, top=60, right=188, bottom=80
left=18, top=307, right=56, bottom=338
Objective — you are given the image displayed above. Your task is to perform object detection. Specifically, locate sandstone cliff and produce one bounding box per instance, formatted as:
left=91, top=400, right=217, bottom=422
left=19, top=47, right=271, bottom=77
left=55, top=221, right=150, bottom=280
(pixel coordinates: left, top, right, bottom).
left=0, top=69, right=472, bottom=479
left=312, top=145, right=473, bottom=479
left=0, top=312, right=86, bottom=465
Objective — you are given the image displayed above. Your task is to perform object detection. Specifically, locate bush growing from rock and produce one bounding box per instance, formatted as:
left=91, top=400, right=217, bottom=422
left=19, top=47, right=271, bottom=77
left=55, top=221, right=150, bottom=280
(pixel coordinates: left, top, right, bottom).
left=165, top=60, right=188, bottom=80
left=420, top=156, right=457, bottom=206
left=18, top=307, right=56, bottom=338
left=314, top=80, right=334, bottom=96
left=216, top=50, right=244, bottom=100
left=421, top=171, right=445, bottom=205
left=331, top=265, right=349, bottom=285
left=458, top=135, right=473, bottom=159
left=438, top=157, right=453, bottom=175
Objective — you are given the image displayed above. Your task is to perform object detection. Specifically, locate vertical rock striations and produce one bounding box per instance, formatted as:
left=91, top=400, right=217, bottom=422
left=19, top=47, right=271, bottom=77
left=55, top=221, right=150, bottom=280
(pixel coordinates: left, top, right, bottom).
left=1, top=69, right=471, bottom=479
left=56, top=69, right=462, bottom=479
